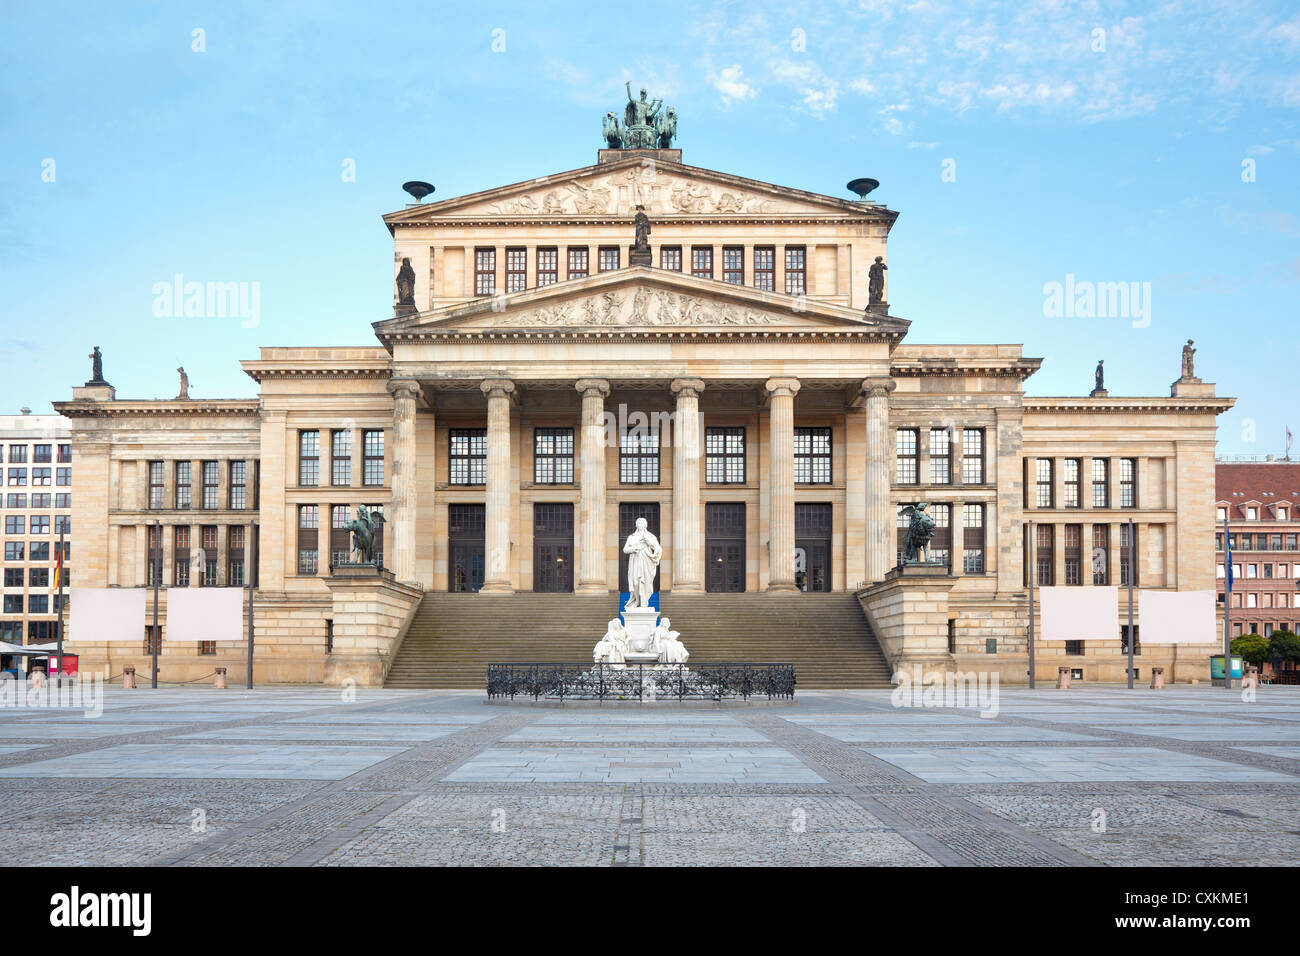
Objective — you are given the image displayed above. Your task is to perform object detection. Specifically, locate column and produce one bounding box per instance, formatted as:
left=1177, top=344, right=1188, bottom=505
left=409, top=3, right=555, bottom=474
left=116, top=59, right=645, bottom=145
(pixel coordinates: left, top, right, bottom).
left=765, top=377, right=800, bottom=592
left=863, top=377, right=897, bottom=582
left=671, top=378, right=706, bottom=592
left=480, top=378, right=515, bottom=593
left=575, top=379, right=611, bottom=593
left=387, top=378, right=421, bottom=583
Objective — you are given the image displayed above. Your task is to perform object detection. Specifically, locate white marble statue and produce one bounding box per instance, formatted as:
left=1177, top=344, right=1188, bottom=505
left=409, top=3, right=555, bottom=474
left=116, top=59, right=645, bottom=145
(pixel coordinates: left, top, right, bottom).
left=622, top=516, right=662, bottom=610
left=593, top=618, right=628, bottom=665
left=654, top=617, right=689, bottom=664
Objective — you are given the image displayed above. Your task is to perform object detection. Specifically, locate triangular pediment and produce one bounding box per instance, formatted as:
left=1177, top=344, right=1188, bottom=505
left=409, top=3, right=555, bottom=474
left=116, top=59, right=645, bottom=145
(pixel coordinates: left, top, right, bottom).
left=374, top=268, right=909, bottom=341
left=383, top=157, right=896, bottom=224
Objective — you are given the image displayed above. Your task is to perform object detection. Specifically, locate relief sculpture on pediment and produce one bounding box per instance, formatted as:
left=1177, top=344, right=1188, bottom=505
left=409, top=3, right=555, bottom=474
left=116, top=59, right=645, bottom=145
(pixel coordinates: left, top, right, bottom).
left=511, top=290, right=780, bottom=328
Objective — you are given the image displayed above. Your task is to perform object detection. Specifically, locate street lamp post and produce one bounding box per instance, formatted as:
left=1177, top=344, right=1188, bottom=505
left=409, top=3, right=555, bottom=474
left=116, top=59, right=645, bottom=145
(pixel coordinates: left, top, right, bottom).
left=1027, top=519, right=1035, bottom=689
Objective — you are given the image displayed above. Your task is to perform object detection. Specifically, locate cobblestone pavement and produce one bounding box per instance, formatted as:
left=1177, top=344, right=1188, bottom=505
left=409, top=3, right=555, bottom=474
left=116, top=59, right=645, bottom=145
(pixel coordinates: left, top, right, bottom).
left=2, top=684, right=1298, bottom=866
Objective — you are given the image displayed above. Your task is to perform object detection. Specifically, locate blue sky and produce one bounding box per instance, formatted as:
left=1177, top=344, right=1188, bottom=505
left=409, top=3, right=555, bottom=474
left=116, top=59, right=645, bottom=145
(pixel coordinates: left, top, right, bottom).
left=1, top=0, right=1296, bottom=456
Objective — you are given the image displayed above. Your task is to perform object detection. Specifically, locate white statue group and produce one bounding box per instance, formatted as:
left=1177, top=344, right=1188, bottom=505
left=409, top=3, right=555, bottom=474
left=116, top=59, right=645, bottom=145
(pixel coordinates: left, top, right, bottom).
left=592, top=516, right=690, bottom=666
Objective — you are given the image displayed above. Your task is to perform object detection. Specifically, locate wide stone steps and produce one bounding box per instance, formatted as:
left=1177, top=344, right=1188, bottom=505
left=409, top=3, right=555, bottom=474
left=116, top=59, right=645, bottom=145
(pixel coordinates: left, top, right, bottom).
left=383, top=592, right=893, bottom=689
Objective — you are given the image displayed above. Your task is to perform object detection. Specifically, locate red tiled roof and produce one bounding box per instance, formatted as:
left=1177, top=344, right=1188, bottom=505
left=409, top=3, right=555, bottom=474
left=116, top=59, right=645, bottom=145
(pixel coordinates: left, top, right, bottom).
left=1216, top=463, right=1300, bottom=519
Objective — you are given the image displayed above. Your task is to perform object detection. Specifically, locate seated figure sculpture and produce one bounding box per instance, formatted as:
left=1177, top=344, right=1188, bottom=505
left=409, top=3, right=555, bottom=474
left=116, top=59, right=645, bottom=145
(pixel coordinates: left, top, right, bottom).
left=654, top=617, right=689, bottom=664
left=593, top=618, right=628, bottom=666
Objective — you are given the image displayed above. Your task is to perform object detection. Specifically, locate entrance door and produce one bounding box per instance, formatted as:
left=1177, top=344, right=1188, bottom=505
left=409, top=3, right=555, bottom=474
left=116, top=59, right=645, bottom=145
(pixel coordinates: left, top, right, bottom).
left=618, top=503, right=660, bottom=594
left=795, top=503, right=832, bottom=592
left=448, top=504, right=486, bottom=592
left=533, top=503, right=574, bottom=592
left=705, top=502, right=746, bottom=593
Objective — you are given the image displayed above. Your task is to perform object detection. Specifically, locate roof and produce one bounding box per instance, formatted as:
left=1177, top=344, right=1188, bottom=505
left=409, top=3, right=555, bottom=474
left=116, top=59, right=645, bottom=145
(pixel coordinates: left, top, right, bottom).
left=1216, top=462, right=1300, bottom=510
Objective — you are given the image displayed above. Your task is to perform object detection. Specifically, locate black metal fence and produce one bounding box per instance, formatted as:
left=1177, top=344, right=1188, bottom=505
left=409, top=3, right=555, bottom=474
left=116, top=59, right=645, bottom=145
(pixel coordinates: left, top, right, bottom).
left=486, top=662, right=796, bottom=701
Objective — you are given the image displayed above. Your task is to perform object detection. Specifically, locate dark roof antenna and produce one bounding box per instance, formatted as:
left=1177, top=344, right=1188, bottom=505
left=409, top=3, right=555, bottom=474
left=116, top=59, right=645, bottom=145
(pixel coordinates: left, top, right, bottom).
left=402, top=181, right=435, bottom=203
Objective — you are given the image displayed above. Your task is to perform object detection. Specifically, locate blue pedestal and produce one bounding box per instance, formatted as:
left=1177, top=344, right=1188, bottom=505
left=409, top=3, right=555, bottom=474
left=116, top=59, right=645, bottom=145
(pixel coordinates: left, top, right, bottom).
left=618, top=592, right=659, bottom=626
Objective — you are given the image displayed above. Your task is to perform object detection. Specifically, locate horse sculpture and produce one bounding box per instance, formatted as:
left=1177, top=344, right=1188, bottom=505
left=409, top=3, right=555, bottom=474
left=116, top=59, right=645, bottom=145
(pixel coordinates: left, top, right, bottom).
left=344, top=505, right=386, bottom=566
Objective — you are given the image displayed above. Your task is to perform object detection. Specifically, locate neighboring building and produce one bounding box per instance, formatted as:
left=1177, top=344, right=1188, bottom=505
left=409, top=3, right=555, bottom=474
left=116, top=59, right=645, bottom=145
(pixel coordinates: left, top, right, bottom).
left=0, top=411, right=73, bottom=645
left=1216, top=460, right=1300, bottom=637
left=53, top=118, right=1233, bottom=685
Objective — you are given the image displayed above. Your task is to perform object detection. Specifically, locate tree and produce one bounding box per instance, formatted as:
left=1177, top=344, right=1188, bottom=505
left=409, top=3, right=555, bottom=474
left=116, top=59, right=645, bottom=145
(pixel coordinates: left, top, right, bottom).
left=1232, top=633, right=1270, bottom=667
left=1269, top=630, right=1300, bottom=666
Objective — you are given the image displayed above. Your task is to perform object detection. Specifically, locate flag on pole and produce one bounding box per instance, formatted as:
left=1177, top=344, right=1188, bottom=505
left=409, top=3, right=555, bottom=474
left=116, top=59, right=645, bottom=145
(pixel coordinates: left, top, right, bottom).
left=1288, top=426, right=1294, bottom=459
left=52, top=543, right=62, bottom=591
left=1224, top=517, right=1233, bottom=594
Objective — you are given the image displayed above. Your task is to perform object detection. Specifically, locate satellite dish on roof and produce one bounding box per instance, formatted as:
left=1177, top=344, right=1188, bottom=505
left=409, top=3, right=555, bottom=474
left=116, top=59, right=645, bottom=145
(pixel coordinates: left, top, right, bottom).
left=847, top=178, right=880, bottom=200
left=402, top=181, right=435, bottom=202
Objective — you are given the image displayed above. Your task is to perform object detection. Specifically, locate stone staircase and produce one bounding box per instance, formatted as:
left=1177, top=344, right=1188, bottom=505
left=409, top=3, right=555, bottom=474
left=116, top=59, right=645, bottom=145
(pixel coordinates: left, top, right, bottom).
left=383, top=591, right=893, bottom=689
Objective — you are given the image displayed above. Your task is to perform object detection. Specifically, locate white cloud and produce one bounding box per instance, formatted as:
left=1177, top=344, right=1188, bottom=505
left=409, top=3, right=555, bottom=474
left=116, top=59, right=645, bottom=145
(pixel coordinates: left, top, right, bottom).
left=708, top=65, right=756, bottom=106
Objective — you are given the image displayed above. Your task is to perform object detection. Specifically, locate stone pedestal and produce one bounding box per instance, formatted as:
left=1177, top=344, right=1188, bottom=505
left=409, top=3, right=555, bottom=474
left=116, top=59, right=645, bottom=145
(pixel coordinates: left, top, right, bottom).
left=1150, top=666, right=1166, bottom=690
left=857, top=563, right=956, bottom=683
left=1056, top=666, right=1071, bottom=689
left=621, top=607, right=660, bottom=663
left=322, top=570, right=424, bottom=686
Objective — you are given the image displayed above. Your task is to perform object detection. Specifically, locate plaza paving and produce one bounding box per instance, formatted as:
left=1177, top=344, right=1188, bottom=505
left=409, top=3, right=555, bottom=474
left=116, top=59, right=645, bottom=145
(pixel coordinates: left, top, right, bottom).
left=1, top=684, right=1299, bottom=865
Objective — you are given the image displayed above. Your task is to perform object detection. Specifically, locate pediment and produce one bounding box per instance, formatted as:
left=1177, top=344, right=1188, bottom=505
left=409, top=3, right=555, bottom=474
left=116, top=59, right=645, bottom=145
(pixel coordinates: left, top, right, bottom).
left=383, top=157, right=895, bottom=224
left=374, top=268, right=909, bottom=341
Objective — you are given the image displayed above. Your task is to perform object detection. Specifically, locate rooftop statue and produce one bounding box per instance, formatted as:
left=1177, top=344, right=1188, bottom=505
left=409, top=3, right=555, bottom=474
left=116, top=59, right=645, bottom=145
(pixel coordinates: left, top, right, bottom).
left=1181, top=339, right=1196, bottom=379
left=602, top=84, right=676, bottom=150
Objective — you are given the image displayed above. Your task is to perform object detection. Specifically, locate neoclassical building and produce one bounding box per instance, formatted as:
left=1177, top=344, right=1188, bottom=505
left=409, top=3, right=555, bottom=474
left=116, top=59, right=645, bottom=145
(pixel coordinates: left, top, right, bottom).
left=54, top=132, right=1233, bottom=685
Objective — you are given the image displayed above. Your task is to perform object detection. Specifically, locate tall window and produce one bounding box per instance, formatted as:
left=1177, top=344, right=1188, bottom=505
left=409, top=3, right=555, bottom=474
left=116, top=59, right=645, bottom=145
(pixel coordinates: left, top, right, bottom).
left=1064, top=524, right=1082, bottom=585
left=449, top=429, right=487, bottom=485
left=202, top=461, right=219, bottom=509
left=962, top=504, right=985, bottom=572
left=55, top=467, right=70, bottom=486
left=794, top=427, right=832, bottom=484
left=1091, top=458, right=1109, bottom=508
left=691, top=246, right=713, bottom=279
left=1035, top=458, right=1054, bottom=508
left=200, top=526, right=218, bottom=586
left=148, top=461, right=164, bottom=509
left=1119, top=458, right=1137, bottom=508
left=298, top=505, right=319, bottom=575
left=505, top=247, right=527, bottom=292
left=57, top=444, right=71, bottom=463
left=722, top=246, right=744, bottom=285
left=929, top=428, right=951, bottom=484
left=1119, top=523, right=1138, bottom=585
left=299, top=430, right=320, bottom=486
left=331, top=430, right=351, bottom=486
left=1063, top=458, right=1081, bottom=508
left=961, top=429, right=985, bottom=484
left=147, top=525, right=162, bottom=586
left=784, top=246, right=806, bottom=295
left=660, top=246, right=682, bottom=271
left=537, top=248, right=558, bottom=286
left=754, top=246, right=775, bottom=291
left=567, top=247, right=589, bottom=279
left=1036, top=524, right=1054, bottom=586
left=705, top=427, right=746, bottom=484
left=1092, top=524, right=1110, bottom=584
left=7, top=445, right=25, bottom=463
left=33, top=445, right=51, bottom=463
left=598, top=246, right=620, bottom=272
left=474, top=248, right=496, bottom=296
left=331, top=505, right=351, bottom=568
left=896, top=429, right=919, bottom=484
left=174, top=526, right=191, bottom=586
left=534, top=428, right=574, bottom=484
left=175, top=461, right=192, bottom=509
left=930, top=504, right=951, bottom=566
left=619, top=430, right=660, bottom=484
left=228, top=525, right=245, bottom=587
left=363, top=430, right=384, bottom=486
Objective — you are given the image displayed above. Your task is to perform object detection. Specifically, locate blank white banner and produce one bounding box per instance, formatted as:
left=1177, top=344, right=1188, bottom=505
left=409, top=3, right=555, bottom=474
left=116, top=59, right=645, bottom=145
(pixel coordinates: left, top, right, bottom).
left=1039, top=586, right=1119, bottom=641
left=166, top=588, right=244, bottom=643
left=68, top=588, right=147, bottom=643
left=1139, top=589, right=1217, bottom=645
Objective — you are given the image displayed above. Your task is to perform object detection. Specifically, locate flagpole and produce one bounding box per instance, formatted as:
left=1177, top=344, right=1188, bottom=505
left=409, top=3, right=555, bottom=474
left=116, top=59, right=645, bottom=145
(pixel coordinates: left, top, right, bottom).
left=55, top=530, right=65, bottom=686
left=1224, top=516, right=1233, bottom=691
left=1027, top=519, right=1036, bottom=689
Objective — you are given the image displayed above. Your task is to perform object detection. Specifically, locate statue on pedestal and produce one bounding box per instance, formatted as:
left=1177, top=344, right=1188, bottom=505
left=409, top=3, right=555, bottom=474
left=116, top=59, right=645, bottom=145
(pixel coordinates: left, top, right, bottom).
left=654, top=618, right=689, bottom=664
left=86, top=346, right=108, bottom=385
left=395, top=258, right=416, bottom=313
left=176, top=366, right=190, bottom=400
left=622, top=516, right=662, bottom=610
left=593, top=618, right=628, bottom=665
left=868, top=256, right=887, bottom=307
left=634, top=206, right=651, bottom=252
left=1094, top=359, right=1105, bottom=393
left=1181, top=339, right=1196, bottom=379
left=900, top=502, right=937, bottom=564
left=344, top=505, right=387, bottom=566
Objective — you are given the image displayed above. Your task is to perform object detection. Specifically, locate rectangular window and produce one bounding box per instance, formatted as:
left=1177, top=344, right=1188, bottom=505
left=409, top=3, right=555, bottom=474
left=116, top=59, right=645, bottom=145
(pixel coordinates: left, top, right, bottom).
left=896, top=429, right=919, bottom=484
left=55, top=467, right=70, bottom=486
left=331, top=505, right=351, bottom=568
left=4, top=543, right=23, bottom=561
left=174, top=526, right=190, bottom=586
left=1092, top=458, right=1109, bottom=508
left=567, top=247, right=589, bottom=280
left=202, top=461, right=219, bottom=509
left=1035, top=458, right=1054, bottom=508
left=1119, top=458, right=1137, bottom=508
left=598, top=246, right=620, bottom=272
left=363, top=430, right=384, bottom=486
left=705, top=427, right=746, bottom=484
left=784, top=246, right=806, bottom=295
left=298, top=505, right=319, bottom=575
left=4, top=516, right=22, bottom=534
left=691, top=246, right=713, bottom=279
left=449, top=429, right=487, bottom=485
left=7, top=445, right=25, bottom=463
left=229, top=461, right=247, bottom=509
left=3, top=568, right=19, bottom=587
left=754, top=246, right=775, bottom=291
left=32, top=444, right=51, bottom=463
left=660, top=246, right=682, bottom=271
left=7, top=469, right=25, bottom=486
left=474, top=248, right=496, bottom=296
left=30, top=493, right=49, bottom=508
left=536, top=247, right=558, bottom=286
left=54, top=515, right=70, bottom=535
left=962, top=429, right=985, bottom=484
left=149, top=461, right=164, bottom=509
left=1036, top=524, right=1055, bottom=586
left=144, top=625, right=161, bottom=656
left=228, top=525, right=245, bottom=587
left=200, top=526, right=218, bottom=586
left=722, top=246, right=744, bottom=285
left=30, top=515, right=49, bottom=535
left=1063, top=459, right=1080, bottom=508
left=6, top=494, right=24, bottom=508
left=3, top=595, right=22, bottom=614
left=929, top=428, right=951, bottom=484
left=31, top=468, right=50, bottom=486
left=619, top=430, right=660, bottom=484
left=331, top=430, right=352, bottom=486
left=963, top=504, right=985, bottom=573
left=794, top=427, right=832, bottom=484
left=175, top=461, right=192, bottom=509
left=505, top=247, right=527, bottom=293
left=198, top=640, right=216, bottom=656
left=1120, top=523, right=1138, bottom=585
left=58, top=444, right=71, bottom=463
left=1064, top=524, right=1082, bottom=585
left=299, top=431, right=320, bottom=487
left=533, top=428, right=574, bottom=485
left=929, top=504, right=952, bottom=566
left=30, top=567, right=49, bottom=588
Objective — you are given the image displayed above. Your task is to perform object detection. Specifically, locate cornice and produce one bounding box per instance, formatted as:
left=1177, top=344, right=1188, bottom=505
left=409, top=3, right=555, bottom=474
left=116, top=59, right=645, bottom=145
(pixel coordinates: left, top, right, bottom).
left=52, top=400, right=260, bottom=419
left=1024, top=396, right=1237, bottom=414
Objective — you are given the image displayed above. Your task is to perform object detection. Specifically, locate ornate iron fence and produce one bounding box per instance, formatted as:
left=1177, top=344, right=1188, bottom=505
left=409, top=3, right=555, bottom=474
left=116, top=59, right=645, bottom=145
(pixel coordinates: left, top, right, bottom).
left=486, top=662, right=796, bottom=701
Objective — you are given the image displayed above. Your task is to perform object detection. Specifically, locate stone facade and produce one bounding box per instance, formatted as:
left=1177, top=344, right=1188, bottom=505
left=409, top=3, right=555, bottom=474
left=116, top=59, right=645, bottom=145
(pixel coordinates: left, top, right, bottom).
left=1215, top=461, right=1300, bottom=640
left=52, top=148, right=1234, bottom=684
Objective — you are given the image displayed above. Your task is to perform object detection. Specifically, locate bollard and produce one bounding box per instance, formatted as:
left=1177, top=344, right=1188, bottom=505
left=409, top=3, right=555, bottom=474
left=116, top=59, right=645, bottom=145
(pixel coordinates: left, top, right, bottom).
left=123, top=665, right=136, bottom=689
left=1056, top=666, right=1071, bottom=689
left=1149, top=666, right=1165, bottom=690
left=214, top=667, right=227, bottom=689
left=1242, top=665, right=1259, bottom=690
